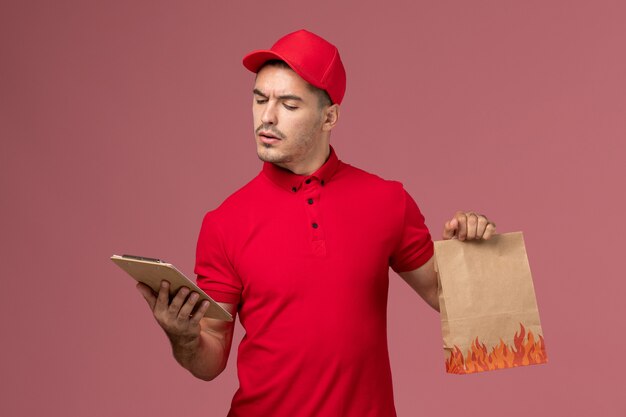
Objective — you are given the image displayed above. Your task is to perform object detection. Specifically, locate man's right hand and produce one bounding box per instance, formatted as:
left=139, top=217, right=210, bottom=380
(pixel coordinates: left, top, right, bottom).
left=135, top=279, right=237, bottom=381
left=136, top=280, right=210, bottom=348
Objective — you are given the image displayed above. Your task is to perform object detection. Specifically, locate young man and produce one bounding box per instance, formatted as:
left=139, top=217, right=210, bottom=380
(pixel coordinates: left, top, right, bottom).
left=137, top=29, right=496, bottom=417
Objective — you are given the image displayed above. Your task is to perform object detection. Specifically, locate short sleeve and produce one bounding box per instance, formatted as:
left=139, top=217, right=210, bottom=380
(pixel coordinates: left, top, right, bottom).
left=194, top=211, right=242, bottom=304
left=389, top=189, right=434, bottom=273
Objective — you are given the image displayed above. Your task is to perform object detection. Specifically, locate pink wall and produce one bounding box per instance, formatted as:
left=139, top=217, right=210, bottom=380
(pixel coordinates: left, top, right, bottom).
left=1, top=1, right=624, bottom=416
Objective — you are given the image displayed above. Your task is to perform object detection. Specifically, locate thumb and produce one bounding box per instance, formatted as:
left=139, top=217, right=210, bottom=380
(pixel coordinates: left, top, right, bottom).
left=442, top=218, right=458, bottom=240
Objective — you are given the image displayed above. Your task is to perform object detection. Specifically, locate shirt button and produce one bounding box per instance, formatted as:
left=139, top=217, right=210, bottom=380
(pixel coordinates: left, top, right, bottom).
left=321, top=180, right=325, bottom=186
left=305, top=179, right=311, bottom=184
left=307, top=198, right=314, bottom=205
left=312, top=222, right=319, bottom=229
left=291, top=187, right=297, bottom=192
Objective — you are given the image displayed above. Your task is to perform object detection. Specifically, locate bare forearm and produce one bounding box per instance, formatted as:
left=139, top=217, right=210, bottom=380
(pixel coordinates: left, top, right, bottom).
left=422, top=286, right=440, bottom=312
left=171, top=331, right=227, bottom=381
left=136, top=282, right=235, bottom=381
left=399, top=257, right=440, bottom=313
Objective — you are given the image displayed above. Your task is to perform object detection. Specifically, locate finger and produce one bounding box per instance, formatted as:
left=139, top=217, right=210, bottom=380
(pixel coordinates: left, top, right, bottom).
left=476, top=215, right=489, bottom=238
left=168, top=286, right=190, bottom=316
left=483, top=222, right=497, bottom=240
left=135, top=282, right=157, bottom=310
left=466, top=212, right=478, bottom=240
left=178, top=291, right=200, bottom=320
left=155, top=280, right=171, bottom=312
left=442, top=218, right=458, bottom=240
left=190, top=300, right=210, bottom=325
left=456, top=212, right=468, bottom=241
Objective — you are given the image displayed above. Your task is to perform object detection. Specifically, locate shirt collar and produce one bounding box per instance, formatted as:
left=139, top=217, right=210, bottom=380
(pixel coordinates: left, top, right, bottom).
left=262, top=145, right=341, bottom=192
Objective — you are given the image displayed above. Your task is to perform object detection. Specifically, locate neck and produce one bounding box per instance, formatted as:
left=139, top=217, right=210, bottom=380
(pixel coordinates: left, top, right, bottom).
left=277, top=144, right=331, bottom=176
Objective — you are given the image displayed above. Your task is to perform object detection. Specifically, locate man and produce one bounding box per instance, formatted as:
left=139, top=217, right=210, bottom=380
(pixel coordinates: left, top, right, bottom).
left=137, top=29, right=496, bottom=416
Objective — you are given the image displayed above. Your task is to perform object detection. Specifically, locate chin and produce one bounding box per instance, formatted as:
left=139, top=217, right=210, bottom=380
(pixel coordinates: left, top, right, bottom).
left=256, top=145, right=286, bottom=163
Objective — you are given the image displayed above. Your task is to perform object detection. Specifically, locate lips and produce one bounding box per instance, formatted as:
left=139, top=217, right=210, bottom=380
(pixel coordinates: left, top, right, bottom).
left=258, top=130, right=282, bottom=145
left=259, top=131, right=280, bottom=139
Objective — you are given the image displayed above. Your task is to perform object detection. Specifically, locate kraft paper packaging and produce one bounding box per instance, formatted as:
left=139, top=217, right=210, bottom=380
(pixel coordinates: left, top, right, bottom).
left=434, top=232, right=548, bottom=374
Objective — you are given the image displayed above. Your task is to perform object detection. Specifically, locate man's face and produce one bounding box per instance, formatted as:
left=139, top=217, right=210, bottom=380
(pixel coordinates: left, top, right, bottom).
left=252, top=65, right=327, bottom=170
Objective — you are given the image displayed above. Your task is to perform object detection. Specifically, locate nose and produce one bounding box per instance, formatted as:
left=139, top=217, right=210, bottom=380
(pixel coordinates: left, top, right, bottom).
left=261, top=101, right=278, bottom=125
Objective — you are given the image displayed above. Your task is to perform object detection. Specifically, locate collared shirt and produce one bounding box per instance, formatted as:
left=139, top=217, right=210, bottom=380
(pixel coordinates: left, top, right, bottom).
left=195, top=145, right=433, bottom=417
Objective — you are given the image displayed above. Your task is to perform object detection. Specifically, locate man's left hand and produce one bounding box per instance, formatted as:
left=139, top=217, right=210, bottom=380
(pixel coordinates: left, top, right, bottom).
left=442, top=211, right=496, bottom=241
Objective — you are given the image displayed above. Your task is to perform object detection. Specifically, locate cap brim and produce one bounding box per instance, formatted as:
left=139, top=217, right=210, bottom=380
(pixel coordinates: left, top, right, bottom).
left=242, top=50, right=289, bottom=73
left=242, top=48, right=332, bottom=102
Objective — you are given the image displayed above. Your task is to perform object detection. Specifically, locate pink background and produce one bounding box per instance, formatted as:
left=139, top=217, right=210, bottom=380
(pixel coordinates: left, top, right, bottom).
left=1, top=1, right=624, bottom=416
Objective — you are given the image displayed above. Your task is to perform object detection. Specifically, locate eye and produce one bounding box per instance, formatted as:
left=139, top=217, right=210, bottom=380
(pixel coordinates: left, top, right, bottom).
left=283, top=104, right=298, bottom=111
left=255, top=98, right=268, bottom=104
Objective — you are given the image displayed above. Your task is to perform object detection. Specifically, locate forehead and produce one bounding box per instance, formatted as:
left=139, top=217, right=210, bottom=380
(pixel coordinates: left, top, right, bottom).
left=253, top=65, right=313, bottom=97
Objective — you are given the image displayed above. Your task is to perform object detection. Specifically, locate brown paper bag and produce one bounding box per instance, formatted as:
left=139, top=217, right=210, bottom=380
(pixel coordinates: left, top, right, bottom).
left=434, top=231, right=547, bottom=374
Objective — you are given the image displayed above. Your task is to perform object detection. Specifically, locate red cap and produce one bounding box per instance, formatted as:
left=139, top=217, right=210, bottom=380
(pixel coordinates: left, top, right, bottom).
left=243, top=29, right=346, bottom=105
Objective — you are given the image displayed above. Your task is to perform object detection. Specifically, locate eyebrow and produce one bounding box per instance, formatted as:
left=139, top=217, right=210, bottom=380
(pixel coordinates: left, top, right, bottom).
left=253, top=89, right=303, bottom=102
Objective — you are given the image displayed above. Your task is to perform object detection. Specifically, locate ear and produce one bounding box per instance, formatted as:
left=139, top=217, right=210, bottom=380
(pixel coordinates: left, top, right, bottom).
left=322, top=104, right=340, bottom=132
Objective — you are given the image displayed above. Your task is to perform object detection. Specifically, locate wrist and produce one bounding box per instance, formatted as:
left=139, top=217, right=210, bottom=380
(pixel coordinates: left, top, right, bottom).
left=170, top=334, right=200, bottom=366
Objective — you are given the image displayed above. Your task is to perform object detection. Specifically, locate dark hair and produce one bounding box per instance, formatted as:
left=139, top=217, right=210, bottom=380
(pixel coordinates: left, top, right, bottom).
left=258, top=60, right=332, bottom=109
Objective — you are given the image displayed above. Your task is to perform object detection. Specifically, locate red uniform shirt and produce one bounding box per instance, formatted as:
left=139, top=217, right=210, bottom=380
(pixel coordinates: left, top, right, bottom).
left=195, top=146, right=433, bottom=417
